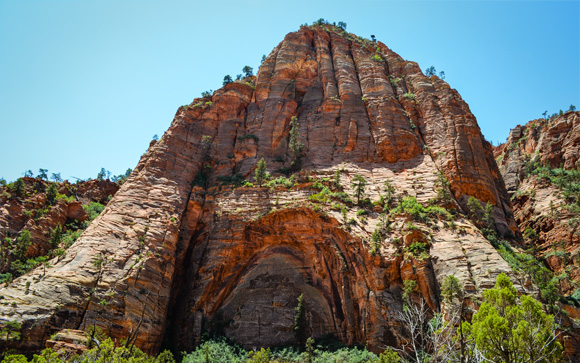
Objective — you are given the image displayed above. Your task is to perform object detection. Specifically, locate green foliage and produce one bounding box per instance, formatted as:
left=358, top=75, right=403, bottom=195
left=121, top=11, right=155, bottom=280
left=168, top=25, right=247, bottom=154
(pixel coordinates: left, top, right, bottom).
left=371, top=54, right=383, bottom=62
left=238, top=134, right=259, bottom=142
left=254, top=158, right=268, bottom=186
left=377, top=348, right=401, bottom=363
left=425, top=66, right=436, bottom=77
left=402, top=92, right=416, bottom=101
left=464, top=273, right=563, bottom=362
left=442, top=275, right=464, bottom=303
left=404, top=242, right=428, bottom=257
left=355, top=209, right=367, bottom=217
left=395, top=196, right=451, bottom=222
left=289, top=116, right=304, bottom=168
left=223, top=75, right=233, bottom=86
left=402, top=279, right=417, bottom=300
left=217, top=174, right=245, bottom=187
left=37, top=168, right=48, bottom=181
left=524, top=226, right=539, bottom=242
left=382, top=178, right=395, bottom=208
left=333, top=169, right=341, bottom=190
left=1, top=320, right=22, bottom=341
left=82, top=202, right=105, bottom=227
left=49, top=224, right=63, bottom=249
left=111, top=168, right=132, bottom=184
left=294, top=293, right=307, bottom=346
left=183, top=339, right=246, bottom=363
left=96, top=167, right=110, bottom=181
left=467, top=196, right=486, bottom=227
left=309, top=187, right=331, bottom=203
left=247, top=348, right=271, bottom=363
left=486, top=231, right=561, bottom=309
left=9, top=178, right=26, bottom=197
left=434, top=172, right=452, bottom=204
left=46, top=183, right=58, bottom=205
left=14, top=230, right=31, bottom=261
left=242, top=66, right=253, bottom=77
left=523, top=162, right=580, bottom=210
left=351, top=174, right=367, bottom=205
left=370, top=229, right=382, bottom=255
left=265, top=176, right=294, bottom=189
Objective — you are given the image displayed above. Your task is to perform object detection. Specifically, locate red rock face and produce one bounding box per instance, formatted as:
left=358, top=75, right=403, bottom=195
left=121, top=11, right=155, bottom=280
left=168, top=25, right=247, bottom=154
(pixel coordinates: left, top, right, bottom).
left=495, top=111, right=580, bottom=358
left=0, top=26, right=519, bottom=355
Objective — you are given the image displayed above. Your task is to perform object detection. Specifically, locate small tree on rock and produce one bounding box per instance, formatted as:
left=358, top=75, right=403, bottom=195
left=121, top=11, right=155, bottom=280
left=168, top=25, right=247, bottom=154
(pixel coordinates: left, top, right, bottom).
left=351, top=174, right=367, bottom=205
left=38, top=168, right=48, bottom=180
left=46, top=183, right=58, bottom=205
left=223, top=75, right=233, bottom=86
left=242, top=66, right=253, bottom=77
left=254, top=158, right=268, bottom=186
left=289, top=116, right=304, bottom=168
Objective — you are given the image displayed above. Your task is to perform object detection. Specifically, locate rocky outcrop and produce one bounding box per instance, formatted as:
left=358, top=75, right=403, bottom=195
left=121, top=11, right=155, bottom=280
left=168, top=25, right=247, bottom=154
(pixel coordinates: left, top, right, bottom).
left=0, top=25, right=519, bottom=354
left=0, top=178, right=119, bottom=277
left=494, top=111, right=580, bottom=284
left=495, top=111, right=580, bottom=357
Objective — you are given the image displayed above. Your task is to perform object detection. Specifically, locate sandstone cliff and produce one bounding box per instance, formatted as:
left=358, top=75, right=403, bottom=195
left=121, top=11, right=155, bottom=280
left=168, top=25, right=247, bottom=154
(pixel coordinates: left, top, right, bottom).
left=1, top=25, right=520, bottom=354
left=495, top=111, right=580, bottom=356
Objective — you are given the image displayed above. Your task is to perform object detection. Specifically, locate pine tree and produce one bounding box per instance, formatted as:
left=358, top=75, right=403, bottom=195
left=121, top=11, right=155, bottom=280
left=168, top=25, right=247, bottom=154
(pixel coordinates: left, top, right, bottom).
left=223, top=75, right=233, bottom=86
left=351, top=174, right=367, bottom=205
left=289, top=116, right=304, bottom=167
left=294, top=293, right=307, bottom=346
left=254, top=158, right=267, bottom=186
left=46, top=183, right=58, bottom=205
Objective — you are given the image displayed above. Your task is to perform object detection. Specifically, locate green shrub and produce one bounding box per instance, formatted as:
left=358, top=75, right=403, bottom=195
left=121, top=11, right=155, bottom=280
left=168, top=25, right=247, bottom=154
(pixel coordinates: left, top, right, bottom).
left=217, top=174, right=245, bottom=186
left=404, top=242, right=428, bottom=256
left=238, top=134, right=259, bottom=142
left=403, top=92, right=416, bottom=100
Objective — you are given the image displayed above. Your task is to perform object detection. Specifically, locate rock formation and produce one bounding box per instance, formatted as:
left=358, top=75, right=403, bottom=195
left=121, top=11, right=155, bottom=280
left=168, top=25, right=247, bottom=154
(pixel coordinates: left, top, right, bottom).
left=495, top=111, right=580, bottom=356
left=1, top=25, right=523, bottom=355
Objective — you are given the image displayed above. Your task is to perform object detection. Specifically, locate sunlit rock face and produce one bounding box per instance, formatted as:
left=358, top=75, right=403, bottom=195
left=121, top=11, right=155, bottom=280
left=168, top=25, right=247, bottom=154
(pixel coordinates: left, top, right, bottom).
left=0, top=26, right=519, bottom=355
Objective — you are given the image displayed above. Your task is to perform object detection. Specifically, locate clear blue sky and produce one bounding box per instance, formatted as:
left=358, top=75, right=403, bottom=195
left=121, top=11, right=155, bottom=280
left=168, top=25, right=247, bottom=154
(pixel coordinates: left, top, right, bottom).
left=1, top=0, right=578, bottom=183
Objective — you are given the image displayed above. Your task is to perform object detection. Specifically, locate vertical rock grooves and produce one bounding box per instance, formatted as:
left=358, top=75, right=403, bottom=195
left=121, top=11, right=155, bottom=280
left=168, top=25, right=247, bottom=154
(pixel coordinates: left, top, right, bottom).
left=0, top=26, right=518, bottom=354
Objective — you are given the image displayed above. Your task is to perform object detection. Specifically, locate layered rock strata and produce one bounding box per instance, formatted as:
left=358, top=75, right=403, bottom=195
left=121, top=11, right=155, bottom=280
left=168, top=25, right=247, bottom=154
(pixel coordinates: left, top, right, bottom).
left=1, top=26, right=519, bottom=354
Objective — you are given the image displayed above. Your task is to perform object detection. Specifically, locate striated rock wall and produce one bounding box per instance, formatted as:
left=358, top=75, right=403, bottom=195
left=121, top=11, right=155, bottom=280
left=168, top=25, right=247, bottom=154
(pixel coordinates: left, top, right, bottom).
left=1, top=26, right=519, bottom=354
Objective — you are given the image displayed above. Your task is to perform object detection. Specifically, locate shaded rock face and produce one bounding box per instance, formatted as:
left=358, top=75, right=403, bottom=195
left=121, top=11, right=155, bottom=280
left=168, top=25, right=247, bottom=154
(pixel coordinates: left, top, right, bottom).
left=0, top=26, right=518, bottom=354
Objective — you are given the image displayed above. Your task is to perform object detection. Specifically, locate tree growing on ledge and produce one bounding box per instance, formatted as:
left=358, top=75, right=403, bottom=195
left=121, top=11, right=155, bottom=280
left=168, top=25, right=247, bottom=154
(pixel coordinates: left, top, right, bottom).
left=351, top=174, right=367, bottom=205
left=289, top=116, right=304, bottom=168
left=223, top=75, right=233, bottom=86
left=254, top=158, right=267, bottom=186
left=242, top=66, right=253, bottom=77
